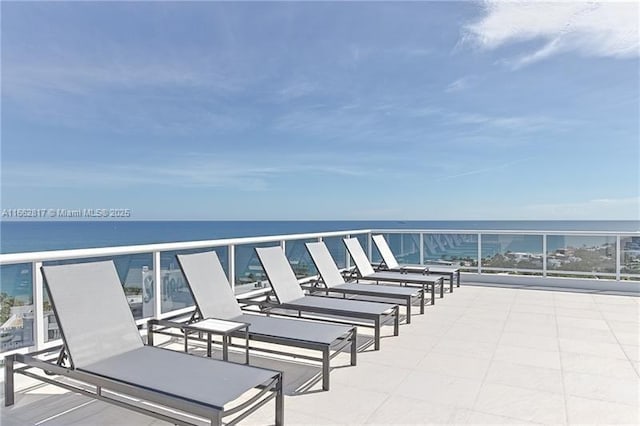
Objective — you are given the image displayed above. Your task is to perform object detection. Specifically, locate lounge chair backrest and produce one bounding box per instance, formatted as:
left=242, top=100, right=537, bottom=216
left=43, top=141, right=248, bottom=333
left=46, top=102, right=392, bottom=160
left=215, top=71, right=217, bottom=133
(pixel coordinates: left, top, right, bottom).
left=305, top=242, right=345, bottom=288
left=255, top=246, right=305, bottom=303
left=41, top=261, right=144, bottom=369
left=177, top=251, right=242, bottom=320
left=343, top=237, right=376, bottom=276
left=372, top=235, right=401, bottom=269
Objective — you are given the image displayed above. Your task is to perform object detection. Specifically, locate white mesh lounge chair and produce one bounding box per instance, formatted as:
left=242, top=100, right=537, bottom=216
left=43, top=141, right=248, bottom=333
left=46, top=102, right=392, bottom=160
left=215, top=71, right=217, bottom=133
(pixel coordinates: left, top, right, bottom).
left=5, top=261, right=283, bottom=425
left=305, top=241, right=426, bottom=323
left=154, top=250, right=357, bottom=391
left=373, top=234, right=461, bottom=291
left=344, top=237, right=447, bottom=302
left=255, top=246, right=400, bottom=351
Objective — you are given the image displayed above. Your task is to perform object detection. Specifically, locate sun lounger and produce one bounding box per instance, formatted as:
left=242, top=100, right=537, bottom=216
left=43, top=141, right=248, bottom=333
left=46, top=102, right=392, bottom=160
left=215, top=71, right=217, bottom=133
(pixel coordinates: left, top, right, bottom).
left=305, top=241, right=425, bottom=323
left=255, top=246, right=399, bottom=350
left=5, top=261, right=283, bottom=425
left=155, top=250, right=357, bottom=391
left=372, top=234, right=461, bottom=290
left=344, top=237, right=447, bottom=302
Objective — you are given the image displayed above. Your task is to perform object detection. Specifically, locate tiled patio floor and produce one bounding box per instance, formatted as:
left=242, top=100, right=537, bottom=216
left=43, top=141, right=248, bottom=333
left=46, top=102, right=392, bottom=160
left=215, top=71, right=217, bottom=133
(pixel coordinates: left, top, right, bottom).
left=1, top=284, right=639, bottom=425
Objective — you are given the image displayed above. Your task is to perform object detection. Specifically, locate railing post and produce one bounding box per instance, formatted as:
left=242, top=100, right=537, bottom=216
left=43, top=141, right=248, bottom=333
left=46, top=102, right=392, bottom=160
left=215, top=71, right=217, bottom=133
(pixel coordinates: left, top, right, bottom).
left=543, top=234, right=547, bottom=278
left=228, top=244, right=236, bottom=290
left=345, top=234, right=351, bottom=269
left=153, top=251, right=161, bottom=318
left=33, top=261, right=44, bottom=351
left=280, top=240, right=286, bottom=250
left=616, top=235, right=621, bottom=281
left=477, top=233, right=482, bottom=274
left=419, top=233, right=424, bottom=265
left=367, top=232, right=372, bottom=261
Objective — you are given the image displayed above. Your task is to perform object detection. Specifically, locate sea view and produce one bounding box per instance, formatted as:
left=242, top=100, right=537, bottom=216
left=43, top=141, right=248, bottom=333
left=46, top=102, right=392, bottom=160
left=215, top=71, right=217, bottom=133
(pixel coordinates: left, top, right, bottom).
left=1, top=1, right=638, bottom=424
left=1, top=220, right=638, bottom=254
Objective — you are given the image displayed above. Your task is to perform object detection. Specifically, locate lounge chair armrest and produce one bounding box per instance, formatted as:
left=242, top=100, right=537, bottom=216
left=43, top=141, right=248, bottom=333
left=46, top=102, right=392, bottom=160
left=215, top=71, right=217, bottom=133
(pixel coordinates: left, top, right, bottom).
left=425, top=260, right=454, bottom=266
left=341, top=267, right=358, bottom=280
left=147, top=318, right=188, bottom=331
left=399, top=265, right=430, bottom=274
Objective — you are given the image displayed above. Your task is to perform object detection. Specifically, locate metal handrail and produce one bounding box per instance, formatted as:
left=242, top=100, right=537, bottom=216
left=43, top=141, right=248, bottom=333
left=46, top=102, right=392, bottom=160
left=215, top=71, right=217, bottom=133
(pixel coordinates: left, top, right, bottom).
left=0, top=227, right=638, bottom=357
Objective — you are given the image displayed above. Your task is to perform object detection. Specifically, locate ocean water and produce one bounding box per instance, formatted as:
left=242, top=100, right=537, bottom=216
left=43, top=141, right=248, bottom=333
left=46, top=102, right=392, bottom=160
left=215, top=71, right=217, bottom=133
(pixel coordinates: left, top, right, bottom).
left=1, top=220, right=638, bottom=254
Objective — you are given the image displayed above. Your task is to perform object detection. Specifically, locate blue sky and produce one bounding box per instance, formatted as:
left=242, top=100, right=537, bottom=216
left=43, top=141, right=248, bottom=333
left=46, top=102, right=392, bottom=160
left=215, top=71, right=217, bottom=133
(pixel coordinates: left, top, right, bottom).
left=1, top=1, right=638, bottom=220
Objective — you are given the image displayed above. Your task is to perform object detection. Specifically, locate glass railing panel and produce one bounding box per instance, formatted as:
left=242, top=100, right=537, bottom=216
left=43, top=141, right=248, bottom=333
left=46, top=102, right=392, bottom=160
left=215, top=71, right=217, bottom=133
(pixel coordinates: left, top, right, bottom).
left=234, top=242, right=278, bottom=295
left=160, top=248, right=227, bottom=314
left=546, top=235, right=616, bottom=277
left=322, top=236, right=347, bottom=269
left=355, top=234, right=369, bottom=260
left=44, top=254, right=153, bottom=320
left=424, top=233, right=479, bottom=271
left=42, top=288, right=59, bottom=343
left=0, top=263, right=34, bottom=351
left=621, top=236, right=640, bottom=280
left=481, top=234, right=543, bottom=272
left=285, top=239, right=317, bottom=279
left=374, top=233, right=421, bottom=265
left=371, top=233, right=388, bottom=264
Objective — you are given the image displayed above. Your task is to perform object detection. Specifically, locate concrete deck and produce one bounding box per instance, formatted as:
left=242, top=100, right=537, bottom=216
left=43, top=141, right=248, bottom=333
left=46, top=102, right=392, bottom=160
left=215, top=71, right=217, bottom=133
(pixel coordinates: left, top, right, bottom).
left=1, top=285, right=639, bottom=425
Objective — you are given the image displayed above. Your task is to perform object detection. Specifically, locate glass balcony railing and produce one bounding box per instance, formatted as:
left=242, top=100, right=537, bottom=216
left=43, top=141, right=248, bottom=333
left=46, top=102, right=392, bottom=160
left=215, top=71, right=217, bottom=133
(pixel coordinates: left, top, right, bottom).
left=546, top=235, right=616, bottom=278
left=285, top=239, right=318, bottom=280
left=424, top=233, right=479, bottom=271
left=0, top=228, right=637, bottom=357
left=234, top=242, right=276, bottom=295
left=481, top=234, right=544, bottom=274
left=0, top=263, right=34, bottom=352
left=619, top=236, right=640, bottom=278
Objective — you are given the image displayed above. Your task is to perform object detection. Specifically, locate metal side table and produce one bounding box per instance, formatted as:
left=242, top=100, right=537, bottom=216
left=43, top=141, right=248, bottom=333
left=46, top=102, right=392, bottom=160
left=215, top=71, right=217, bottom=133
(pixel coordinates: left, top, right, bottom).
left=182, top=318, right=250, bottom=364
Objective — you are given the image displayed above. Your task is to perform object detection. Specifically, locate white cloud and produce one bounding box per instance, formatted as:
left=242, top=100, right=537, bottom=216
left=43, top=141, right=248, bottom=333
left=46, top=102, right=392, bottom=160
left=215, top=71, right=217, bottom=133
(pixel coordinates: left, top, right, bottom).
left=1, top=154, right=372, bottom=191
left=435, top=157, right=536, bottom=182
left=464, top=0, right=639, bottom=68
left=445, top=76, right=476, bottom=92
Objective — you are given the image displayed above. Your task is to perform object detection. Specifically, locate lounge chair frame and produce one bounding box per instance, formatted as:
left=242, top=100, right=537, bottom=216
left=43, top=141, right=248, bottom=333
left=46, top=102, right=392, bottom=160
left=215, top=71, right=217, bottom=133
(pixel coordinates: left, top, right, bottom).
left=305, top=241, right=426, bottom=323
left=372, top=234, right=461, bottom=291
left=4, top=261, right=284, bottom=426
left=255, top=246, right=400, bottom=351
left=5, top=346, right=283, bottom=426
left=147, top=315, right=357, bottom=392
left=149, top=250, right=357, bottom=391
left=344, top=237, right=447, bottom=302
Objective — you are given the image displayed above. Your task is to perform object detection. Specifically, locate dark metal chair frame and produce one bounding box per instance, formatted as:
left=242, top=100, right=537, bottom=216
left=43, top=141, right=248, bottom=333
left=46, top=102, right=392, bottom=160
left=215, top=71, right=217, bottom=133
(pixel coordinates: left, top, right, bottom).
left=255, top=246, right=400, bottom=351
left=305, top=241, right=426, bottom=323
left=146, top=250, right=357, bottom=391
left=4, top=261, right=283, bottom=426
left=344, top=237, right=447, bottom=302
left=372, top=234, right=461, bottom=290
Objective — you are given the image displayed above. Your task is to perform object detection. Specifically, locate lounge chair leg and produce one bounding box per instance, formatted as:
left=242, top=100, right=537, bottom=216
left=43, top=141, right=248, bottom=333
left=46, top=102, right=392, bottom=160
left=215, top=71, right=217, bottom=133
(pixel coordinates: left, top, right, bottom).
left=275, top=373, right=284, bottom=426
left=440, top=281, right=444, bottom=298
left=420, top=289, right=425, bottom=314
left=350, top=329, right=357, bottom=366
left=406, top=297, right=411, bottom=324
left=374, top=318, right=381, bottom=350
left=431, top=284, right=435, bottom=305
left=457, top=271, right=461, bottom=287
left=147, top=324, right=154, bottom=346
left=4, top=354, right=14, bottom=406
left=210, top=410, right=223, bottom=425
left=322, top=348, right=330, bottom=391
left=450, top=275, right=454, bottom=293
left=394, top=306, right=400, bottom=336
